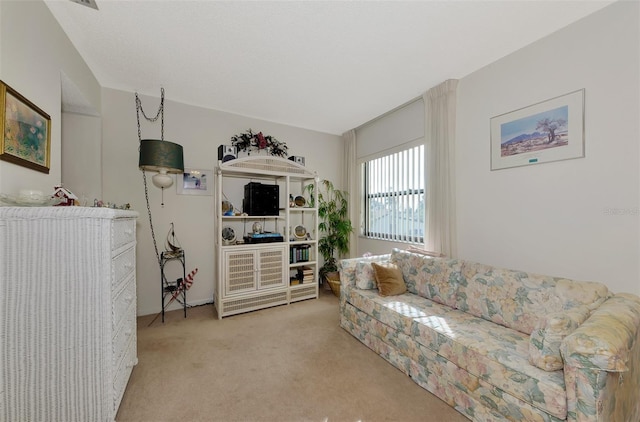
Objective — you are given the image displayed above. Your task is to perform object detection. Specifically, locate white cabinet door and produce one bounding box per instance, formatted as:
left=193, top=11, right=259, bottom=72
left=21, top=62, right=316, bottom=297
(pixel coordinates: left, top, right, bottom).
left=224, top=249, right=257, bottom=296
left=223, top=246, right=286, bottom=297
left=257, top=247, right=287, bottom=290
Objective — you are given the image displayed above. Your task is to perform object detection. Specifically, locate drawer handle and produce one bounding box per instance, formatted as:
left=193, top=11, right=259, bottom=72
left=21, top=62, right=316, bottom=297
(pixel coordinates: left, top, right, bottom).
left=124, top=263, right=132, bottom=269
left=125, top=329, right=132, bottom=336
left=125, top=295, right=133, bottom=302
left=124, top=229, right=133, bottom=236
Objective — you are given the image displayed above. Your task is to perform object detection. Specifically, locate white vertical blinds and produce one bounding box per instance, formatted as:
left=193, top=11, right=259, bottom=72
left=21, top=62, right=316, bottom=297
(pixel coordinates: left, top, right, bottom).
left=363, top=144, right=425, bottom=243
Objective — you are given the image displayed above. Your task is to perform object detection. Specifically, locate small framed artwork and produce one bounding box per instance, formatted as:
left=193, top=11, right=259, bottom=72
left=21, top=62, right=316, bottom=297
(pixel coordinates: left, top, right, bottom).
left=177, top=168, right=213, bottom=196
left=490, top=89, right=584, bottom=171
left=0, top=81, right=51, bottom=173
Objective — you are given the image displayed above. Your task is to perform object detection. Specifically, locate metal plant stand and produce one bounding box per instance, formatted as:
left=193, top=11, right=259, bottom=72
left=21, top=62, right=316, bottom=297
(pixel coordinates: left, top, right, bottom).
left=160, top=250, right=187, bottom=323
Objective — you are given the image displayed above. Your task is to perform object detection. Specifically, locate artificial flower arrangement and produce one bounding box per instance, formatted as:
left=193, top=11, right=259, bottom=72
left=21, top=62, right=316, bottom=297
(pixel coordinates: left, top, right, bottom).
left=229, top=129, right=288, bottom=158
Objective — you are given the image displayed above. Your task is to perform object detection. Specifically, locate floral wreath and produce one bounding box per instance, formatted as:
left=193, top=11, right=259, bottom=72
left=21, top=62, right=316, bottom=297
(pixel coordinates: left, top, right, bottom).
left=230, top=129, right=288, bottom=158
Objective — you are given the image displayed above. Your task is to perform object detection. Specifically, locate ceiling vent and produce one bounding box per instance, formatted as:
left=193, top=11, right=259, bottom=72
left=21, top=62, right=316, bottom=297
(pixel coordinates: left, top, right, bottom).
left=69, top=0, right=98, bottom=10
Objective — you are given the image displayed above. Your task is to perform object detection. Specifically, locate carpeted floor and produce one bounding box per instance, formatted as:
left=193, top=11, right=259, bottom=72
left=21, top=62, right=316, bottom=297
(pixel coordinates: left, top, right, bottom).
left=116, top=288, right=467, bottom=422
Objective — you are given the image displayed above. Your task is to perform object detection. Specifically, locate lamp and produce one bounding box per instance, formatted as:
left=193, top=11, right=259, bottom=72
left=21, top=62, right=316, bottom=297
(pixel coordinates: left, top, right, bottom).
left=136, top=88, right=184, bottom=207
left=138, top=139, right=184, bottom=189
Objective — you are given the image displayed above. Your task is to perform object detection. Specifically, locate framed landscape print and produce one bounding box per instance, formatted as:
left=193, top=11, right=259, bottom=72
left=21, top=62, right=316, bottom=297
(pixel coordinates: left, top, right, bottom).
left=490, top=89, right=584, bottom=171
left=0, top=81, right=51, bottom=173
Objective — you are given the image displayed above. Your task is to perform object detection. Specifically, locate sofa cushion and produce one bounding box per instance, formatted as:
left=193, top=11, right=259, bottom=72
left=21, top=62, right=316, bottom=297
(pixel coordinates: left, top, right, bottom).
left=529, top=305, right=591, bottom=371
left=411, top=306, right=568, bottom=419
left=372, top=262, right=407, bottom=296
left=345, top=288, right=452, bottom=336
left=347, top=286, right=567, bottom=419
left=391, top=249, right=461, bottom=308
left=457, top=261, right=609, bottom=335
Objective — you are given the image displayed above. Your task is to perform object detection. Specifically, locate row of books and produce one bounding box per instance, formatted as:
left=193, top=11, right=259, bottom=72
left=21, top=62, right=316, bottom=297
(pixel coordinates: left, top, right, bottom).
left=290, top=244, right=311, bottom=263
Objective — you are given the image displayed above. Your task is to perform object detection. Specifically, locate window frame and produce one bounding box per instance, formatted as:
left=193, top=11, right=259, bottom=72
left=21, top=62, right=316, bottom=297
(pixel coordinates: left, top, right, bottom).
left=360, top=139, right=426, bottom=244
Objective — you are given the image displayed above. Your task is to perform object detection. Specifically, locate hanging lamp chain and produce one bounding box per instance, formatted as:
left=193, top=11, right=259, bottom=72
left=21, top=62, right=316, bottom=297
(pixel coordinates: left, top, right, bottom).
left=135, top=87, right=165, bottom=141
left=136, top=88, right=167, bottom=267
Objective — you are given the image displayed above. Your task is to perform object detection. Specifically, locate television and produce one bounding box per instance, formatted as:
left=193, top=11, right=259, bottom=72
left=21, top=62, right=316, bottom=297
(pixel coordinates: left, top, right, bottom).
left=243, top=182, right=279, bottom=216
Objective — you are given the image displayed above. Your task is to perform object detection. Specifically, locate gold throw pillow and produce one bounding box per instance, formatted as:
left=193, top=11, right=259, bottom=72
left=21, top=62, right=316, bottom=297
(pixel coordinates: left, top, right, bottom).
left=371, top=262, right=407, bottom=296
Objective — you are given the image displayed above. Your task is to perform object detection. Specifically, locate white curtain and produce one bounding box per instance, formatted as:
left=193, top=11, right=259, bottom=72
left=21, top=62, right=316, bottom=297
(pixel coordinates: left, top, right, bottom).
left=424, top=79, right=458, bottom=258
left=343, top=129, right=358, bottom=258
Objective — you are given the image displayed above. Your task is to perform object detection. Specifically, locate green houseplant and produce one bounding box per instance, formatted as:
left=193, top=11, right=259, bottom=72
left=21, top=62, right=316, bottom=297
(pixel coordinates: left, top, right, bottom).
left=305, top=180, right=353, bottom=293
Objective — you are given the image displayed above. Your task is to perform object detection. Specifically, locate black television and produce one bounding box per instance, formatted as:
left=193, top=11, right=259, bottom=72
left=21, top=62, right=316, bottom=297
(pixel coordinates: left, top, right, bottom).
left=243, top=182, right=279, bottom=216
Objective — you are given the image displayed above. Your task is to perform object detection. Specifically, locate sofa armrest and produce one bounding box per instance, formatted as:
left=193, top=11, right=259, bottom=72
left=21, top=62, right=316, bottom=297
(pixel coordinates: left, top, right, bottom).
left=561, top=293, right=640, bottom=371
left=338, top=254, right=390, bottom=289
left=561, top=293, right=640, bottom=421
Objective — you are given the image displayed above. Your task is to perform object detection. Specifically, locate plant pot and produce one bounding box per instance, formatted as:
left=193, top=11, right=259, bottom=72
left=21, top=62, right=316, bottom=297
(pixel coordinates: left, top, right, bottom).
left=325, top=271, right=341, bottom=297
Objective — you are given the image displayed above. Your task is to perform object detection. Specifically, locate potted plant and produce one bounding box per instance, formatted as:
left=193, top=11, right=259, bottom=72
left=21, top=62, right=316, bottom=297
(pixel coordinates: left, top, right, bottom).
left=305, top=180, right=353, bottom=296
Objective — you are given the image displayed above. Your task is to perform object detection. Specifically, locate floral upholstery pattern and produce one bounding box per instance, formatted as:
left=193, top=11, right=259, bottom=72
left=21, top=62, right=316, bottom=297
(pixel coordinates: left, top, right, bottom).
left=348, top=286, right=567, bottom=419
left=561, top=293, right=640, bottom=421
left=391, top=249, right=461, bottom=308
left=338, top=252, right=640, bottom=422
left=455, top=261, right=610, bottom=336
left=355, top=261, right=377, bottom=289
left=529, top=306, right=591, bottom=372
left=339, top=253, right=390, bottom=291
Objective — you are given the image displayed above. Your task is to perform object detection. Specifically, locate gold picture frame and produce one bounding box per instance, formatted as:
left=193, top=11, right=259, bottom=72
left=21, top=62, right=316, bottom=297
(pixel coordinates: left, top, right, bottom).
left=0, top=81, right=51, bottom=174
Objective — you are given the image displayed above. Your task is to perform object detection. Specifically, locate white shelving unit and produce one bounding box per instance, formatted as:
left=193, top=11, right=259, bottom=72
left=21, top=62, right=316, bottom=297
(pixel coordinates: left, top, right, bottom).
left=215, top=156, right=319, bottom=318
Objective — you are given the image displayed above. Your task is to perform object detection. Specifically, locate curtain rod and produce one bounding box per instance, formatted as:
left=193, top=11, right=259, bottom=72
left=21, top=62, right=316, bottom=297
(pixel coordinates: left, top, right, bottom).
left=354, top=94, right=423, bottom=132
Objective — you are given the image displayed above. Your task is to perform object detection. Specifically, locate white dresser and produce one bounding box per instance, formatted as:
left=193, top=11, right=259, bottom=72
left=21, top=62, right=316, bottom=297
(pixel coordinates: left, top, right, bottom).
left=0, top=207, right=138, bottom=422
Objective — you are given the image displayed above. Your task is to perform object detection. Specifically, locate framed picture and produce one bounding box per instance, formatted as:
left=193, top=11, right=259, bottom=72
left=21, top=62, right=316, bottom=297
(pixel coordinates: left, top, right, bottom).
left=177, top=168, right=213, bottom=196
left=0, top=81, right=51, bottom=173
left=490, top=89, right=584, bottom=171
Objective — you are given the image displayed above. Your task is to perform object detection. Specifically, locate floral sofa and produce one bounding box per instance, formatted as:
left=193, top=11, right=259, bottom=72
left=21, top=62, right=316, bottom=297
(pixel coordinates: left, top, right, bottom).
left=338, top=249, right=640, bottom=422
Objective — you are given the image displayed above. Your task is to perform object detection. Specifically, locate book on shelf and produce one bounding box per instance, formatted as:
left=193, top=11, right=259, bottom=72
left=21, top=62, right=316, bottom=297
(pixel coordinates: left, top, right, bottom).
left=289, top=244, right=311, bottom=264
left=297, top=266, right=315, bottom=283
left=290, top=277, right=301, bottom=286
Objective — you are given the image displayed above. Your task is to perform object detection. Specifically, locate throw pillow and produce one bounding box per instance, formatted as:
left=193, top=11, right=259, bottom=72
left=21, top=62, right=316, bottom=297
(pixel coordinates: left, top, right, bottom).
left=355, top=261, right=379, bottom=290
left=529, top=305, right=590, bottom=371
left=371, top=262, right=407, bottom=296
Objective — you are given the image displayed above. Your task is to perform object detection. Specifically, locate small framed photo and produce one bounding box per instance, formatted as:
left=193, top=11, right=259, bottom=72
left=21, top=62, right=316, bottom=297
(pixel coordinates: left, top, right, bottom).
left=490, top=89, right=584, bottom=171
left=0, top=80, right=51, bottom=173
left=177, top=168, right=213, bottom=196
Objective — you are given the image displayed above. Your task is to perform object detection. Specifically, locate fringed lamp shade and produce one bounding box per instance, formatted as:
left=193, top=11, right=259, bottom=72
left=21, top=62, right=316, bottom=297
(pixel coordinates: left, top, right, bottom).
left=139, top=139, right=184, bottom=188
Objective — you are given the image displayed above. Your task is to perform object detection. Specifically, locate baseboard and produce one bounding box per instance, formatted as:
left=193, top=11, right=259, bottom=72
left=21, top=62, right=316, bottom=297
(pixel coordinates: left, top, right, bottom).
left=137, top=297, right=214, bottom=316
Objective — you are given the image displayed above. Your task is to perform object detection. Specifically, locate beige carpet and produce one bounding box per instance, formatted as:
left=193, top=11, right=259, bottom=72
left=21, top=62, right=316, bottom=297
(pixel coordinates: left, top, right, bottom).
left=117, top=289, right=468, bottom=422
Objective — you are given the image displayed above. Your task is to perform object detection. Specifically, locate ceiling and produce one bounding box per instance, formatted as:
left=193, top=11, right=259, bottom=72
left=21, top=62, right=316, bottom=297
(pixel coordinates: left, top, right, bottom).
left=45, top=0, right=615, bottom=135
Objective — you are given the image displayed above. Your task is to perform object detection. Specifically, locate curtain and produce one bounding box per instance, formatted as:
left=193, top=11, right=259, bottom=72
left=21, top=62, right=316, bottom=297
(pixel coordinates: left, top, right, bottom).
left=343, top=129, right=358, bottom=258
left=423, top=79, right=458, bottom=258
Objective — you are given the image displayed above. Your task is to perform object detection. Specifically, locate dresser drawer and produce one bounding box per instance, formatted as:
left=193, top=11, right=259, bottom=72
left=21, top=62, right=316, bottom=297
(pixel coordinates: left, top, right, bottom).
left=112, top=275, right=136, bottom=331
left=112, top=301, right=136, bottom=368
left=113, top=335, right=136, bottom=413
left=112, top=247, right=135, bottom=288
left=113, top=218, right=136, bottom=252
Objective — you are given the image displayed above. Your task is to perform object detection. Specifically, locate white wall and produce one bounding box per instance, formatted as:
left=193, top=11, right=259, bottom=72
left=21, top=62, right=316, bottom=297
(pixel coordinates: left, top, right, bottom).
left=456, top=1, right=639, bottom=295
left=62, top=112, right=102, bottom=203
left=101, top=88, right=343, bottom=315
left=355, top=98, right=425, bottom=257
left=0, top=0, right=100, bottom=195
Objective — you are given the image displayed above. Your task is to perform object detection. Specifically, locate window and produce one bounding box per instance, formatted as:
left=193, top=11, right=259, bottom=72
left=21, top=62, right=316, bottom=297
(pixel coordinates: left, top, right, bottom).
left=362, top=144, right=425, bottom=243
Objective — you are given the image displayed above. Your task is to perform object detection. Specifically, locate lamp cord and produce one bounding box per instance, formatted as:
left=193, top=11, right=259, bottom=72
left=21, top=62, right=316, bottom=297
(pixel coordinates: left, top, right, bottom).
left=136, top=88, right=166, bottom=267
